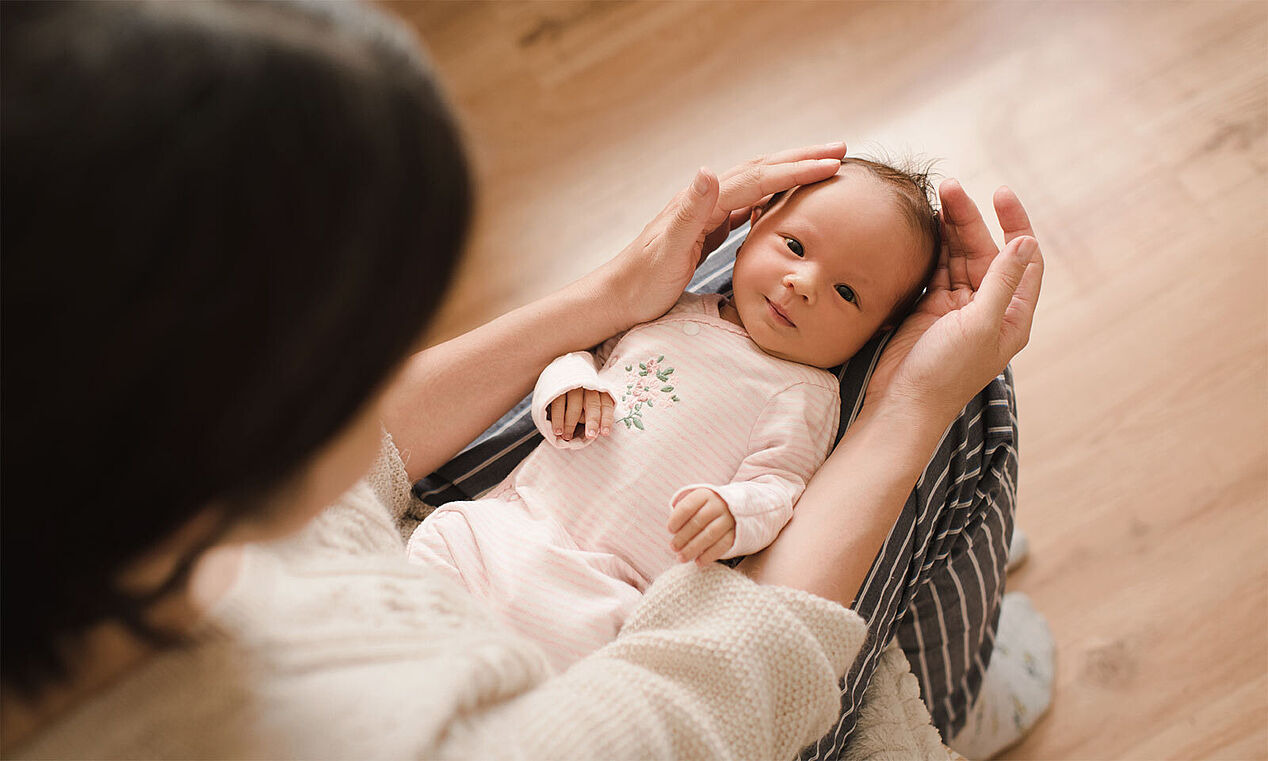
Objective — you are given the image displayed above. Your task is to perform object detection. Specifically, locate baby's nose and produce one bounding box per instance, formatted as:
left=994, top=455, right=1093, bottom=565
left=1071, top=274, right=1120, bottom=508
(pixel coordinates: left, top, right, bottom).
left=783, top=270, right=816, bottom=302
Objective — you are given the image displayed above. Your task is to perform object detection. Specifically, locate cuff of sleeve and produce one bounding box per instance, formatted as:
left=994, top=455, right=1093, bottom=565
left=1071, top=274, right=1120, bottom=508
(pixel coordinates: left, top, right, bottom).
left=667, top=483, right=769, bottom=559
left=531, top=352, right=617, bottom=450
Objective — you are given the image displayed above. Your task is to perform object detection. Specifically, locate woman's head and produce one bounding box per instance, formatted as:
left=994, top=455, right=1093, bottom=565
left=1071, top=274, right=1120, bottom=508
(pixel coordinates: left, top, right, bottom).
left=1, top=0, right=470, bottom=692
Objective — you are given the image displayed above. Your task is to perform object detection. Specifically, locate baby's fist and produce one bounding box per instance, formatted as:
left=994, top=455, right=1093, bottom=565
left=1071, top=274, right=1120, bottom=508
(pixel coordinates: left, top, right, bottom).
left=667, top=488, right=736, bottom=566
left=547, top=387, right=616, bottom=441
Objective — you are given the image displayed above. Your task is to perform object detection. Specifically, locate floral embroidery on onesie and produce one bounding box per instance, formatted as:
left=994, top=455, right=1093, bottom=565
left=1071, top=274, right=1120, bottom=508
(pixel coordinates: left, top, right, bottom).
left=618, top=355, right=680, bottom=430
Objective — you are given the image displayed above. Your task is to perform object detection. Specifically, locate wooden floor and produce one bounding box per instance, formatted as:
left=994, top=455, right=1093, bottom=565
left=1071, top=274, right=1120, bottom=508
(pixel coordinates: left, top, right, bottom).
left=386, top=2, right=1268, bottom=758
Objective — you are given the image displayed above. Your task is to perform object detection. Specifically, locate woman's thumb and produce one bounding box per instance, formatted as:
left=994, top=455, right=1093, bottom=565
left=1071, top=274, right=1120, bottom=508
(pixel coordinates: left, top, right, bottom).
left=975, top=236, right=1037, bottom=320
left=665, top=167, right=719, bottom=246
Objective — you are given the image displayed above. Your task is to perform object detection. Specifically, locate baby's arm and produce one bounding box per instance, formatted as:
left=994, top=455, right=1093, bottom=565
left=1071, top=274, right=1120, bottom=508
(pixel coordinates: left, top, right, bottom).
left=530, top=333, right=626, bottom=448
left=667, top=381, right=841, bottom=561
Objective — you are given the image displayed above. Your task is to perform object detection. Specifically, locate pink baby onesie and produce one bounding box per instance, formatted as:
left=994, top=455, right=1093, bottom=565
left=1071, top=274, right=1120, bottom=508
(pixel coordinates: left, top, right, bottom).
left=407, top=293, right=840, bottom=672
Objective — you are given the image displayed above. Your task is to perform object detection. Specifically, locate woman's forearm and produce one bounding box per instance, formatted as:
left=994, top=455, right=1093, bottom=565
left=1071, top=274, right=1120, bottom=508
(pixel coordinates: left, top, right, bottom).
left=382, top=262, right=633, bottom=482
left=737, top=396, right=955, bottom=607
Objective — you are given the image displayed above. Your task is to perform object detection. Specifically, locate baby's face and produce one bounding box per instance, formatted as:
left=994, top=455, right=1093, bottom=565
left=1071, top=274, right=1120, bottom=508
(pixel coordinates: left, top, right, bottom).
left=731, top=166, right=927, bottom=368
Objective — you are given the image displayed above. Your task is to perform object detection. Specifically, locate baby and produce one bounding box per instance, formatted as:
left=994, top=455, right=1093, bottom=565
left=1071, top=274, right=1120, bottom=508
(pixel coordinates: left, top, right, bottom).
left=407, top=157, right=939, bottom=672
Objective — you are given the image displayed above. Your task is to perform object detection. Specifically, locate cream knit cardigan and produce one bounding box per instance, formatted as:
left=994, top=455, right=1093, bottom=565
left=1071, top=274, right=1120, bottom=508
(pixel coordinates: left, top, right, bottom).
left=18, top=433, right=951, bottom=760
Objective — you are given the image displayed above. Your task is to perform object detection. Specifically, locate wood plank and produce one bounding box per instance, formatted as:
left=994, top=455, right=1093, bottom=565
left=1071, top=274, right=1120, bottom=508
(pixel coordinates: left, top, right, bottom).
left=383, top=1, right=1268, bottom=757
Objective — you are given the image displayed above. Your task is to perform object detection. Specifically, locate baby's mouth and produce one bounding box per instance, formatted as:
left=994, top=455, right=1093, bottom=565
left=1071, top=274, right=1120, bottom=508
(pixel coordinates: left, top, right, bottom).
left=765, top=297, right=796, bottom=328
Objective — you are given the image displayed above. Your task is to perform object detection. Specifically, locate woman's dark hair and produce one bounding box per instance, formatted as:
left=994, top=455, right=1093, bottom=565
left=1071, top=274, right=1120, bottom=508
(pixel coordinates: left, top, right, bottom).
left=1, top=0, right=471, bottom=693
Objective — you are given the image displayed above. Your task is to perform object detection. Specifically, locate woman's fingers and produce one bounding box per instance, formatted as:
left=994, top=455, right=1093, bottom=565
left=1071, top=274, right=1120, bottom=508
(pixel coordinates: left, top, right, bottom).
left=994, top=186, right=1036, bottom=244
left=584, top=389, right=600, bottom=439
left=1002, top=240, right=1045, bottom=352
left=761, top=141, right=847, bottom=165
left=562, top=388, right=585, bottom=440
left=701, top=207, right=758, bottom=257
left=662, top=167, right=721, bottom=267
left=939, top=178, right=999, bottom=291
left=717, top=142, right=847, bottom=183
left=713, top=158, right=841, bottom=228
left=928, top=237, right=952, bottom=292
left=701, top=217, right=734, bottom=258
left=974, top=236, right=1039, bottom=331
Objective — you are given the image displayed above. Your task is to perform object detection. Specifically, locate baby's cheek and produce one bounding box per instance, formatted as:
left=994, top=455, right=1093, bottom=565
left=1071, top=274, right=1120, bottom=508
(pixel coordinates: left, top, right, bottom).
left=815, top=324, right=868, bottom=369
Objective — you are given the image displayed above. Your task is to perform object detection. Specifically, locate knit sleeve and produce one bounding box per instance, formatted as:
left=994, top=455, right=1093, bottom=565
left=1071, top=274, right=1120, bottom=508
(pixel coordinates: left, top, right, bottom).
left=668, top=381, right=841, bottom=558
left=267, top=428, right=420, bottom=561
left=438, top=563, right=867, bottom=761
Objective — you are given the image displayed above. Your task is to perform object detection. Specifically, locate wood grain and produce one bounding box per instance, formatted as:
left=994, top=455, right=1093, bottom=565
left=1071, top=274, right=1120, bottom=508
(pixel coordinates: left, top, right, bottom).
left=382, top=1, right=1268, bottom=757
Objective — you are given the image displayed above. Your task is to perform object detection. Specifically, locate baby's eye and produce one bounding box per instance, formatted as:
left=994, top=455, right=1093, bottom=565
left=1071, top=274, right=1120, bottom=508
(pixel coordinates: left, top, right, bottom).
left=835, top=284, right=857, bottom=303
left=784, top=237, right=804, bottom=257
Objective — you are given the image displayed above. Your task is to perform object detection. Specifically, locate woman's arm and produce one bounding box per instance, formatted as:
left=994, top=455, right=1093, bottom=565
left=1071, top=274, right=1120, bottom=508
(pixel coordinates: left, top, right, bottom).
left=382, top=272, right=627, bottom=482
left=441, top=563, right=869, bottom=761
left=736, top=394, right=954, bottom=605
left=740, top=181, right=1044, bottom=606
left=382, top=144, right=849, bottom=481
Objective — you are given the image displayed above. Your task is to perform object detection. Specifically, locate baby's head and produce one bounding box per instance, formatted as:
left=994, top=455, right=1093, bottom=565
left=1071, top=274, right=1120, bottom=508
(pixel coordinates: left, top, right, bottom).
left=731, top=156, right=940, bottom=368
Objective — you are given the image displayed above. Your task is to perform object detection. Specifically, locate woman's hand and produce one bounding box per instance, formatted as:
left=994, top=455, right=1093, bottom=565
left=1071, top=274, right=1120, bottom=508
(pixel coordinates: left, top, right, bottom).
left=864, top=181, right=1044, bottom=420
left=596, top=143, right=848, bottom=329
left=739, top=181, right=1042, bottom=607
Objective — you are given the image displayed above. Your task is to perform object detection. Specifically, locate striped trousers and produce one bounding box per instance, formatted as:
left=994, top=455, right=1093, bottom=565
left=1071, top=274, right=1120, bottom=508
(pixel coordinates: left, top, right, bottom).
left=411, top=227, right=1017, bottom=756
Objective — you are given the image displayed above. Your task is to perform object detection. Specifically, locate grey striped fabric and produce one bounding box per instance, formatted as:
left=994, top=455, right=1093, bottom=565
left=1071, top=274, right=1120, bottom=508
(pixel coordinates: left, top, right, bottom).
left=411, top=225, right=1016, bottom=756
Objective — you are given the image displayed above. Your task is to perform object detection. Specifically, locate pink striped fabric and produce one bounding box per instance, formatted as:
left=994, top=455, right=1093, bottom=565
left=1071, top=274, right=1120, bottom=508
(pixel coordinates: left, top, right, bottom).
left=407, top=293, right=840, bottom=671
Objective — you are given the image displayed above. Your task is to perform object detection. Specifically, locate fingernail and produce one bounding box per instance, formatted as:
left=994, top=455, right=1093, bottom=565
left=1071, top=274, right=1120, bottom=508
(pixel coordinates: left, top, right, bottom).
left=692, top=167, right=709, bottom=193
left=602, top=426, right=610, bottom=435
left=554, top=428, right=562, bottom=435
left=818, top=158, right=842, bottom=169
left=587, top=429, right=596, bottom=439
left=825, top=141, right=846, bottom=150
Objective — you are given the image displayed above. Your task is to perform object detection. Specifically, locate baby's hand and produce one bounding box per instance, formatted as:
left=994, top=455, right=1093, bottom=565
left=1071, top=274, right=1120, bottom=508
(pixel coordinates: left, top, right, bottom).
left=667, top=488, right=736, bottom=566
left=546, top=388, right=615, bottom=442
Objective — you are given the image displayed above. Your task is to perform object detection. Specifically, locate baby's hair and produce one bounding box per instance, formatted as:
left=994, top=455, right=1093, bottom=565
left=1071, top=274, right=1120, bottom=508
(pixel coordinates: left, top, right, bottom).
left=765, top=151, right=942, bottom=328
left=845, top=153, right=942, bottom=327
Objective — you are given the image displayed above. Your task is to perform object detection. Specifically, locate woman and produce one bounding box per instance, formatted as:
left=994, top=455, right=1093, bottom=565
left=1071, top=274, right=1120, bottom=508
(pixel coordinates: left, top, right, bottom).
left=1, top=2, right=1043, bottom=758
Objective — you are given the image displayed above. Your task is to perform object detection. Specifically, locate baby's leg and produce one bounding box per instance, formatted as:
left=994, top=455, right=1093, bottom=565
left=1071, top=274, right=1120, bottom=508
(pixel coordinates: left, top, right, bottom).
left=407, top=494, right=644, bottom=673
left=406, top=504, right=489, bottom=596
